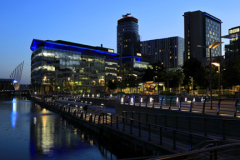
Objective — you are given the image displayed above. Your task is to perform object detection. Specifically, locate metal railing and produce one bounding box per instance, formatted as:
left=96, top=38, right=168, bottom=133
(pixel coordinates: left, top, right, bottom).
left=121, top=111, right=240, bottom=140
left=44, top=98, right=212, bottom=151
left=119, top=95, right=240, bottom=118
left=149, top=143, right=240, bottom=160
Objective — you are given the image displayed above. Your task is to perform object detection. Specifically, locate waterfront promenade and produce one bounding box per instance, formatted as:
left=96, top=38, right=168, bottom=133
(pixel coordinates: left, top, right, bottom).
left=31, top=95, right=240, bottom=159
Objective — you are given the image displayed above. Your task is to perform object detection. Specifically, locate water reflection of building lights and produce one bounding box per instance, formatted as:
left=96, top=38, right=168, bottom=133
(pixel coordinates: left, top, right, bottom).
left=11, top=98, right=18, bottom=128
left=41, top=115, right=54, bottom=154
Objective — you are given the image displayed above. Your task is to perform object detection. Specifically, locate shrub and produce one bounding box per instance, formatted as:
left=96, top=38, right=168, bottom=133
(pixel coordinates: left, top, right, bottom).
left=159, top=91, right=176, bottom=96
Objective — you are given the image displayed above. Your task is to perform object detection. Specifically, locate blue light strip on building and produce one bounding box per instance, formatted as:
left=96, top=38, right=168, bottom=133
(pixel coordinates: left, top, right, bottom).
left=30, top=39, right=117, bottom=56
left=203, top=14, right=222, bottom=23
left=114, top=56, right=141, bottom=62
left=228, top=34, right=240, bottom=39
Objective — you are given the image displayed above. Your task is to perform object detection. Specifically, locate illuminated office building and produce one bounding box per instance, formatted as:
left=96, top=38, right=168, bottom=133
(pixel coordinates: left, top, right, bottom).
left=183, top=10, right=222, bottom=62
left=30, top=39, right=118, bottom=94
left=141, top=36, right=184, bottom=68
left=222, top=26, right=240, bottom=59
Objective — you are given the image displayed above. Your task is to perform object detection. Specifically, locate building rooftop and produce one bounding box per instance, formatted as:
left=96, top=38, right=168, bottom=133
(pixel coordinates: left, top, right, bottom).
left=183, top=10, right=222, bottom=23
left=30, top=39, right=117, bottom=55
left=117, top=16, right=138, bottom=23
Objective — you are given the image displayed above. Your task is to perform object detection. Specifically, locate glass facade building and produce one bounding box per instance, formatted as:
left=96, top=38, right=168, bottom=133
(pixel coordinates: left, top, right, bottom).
left=30, top=39, right=118, bottom=94
left=205, top=17, right=221, bottom=57
left=183, top=10, right=222, bottom=62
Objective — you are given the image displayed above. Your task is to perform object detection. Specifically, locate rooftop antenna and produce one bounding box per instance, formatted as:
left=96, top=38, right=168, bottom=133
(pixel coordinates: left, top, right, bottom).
left=122, top=13, right=131, bottom=17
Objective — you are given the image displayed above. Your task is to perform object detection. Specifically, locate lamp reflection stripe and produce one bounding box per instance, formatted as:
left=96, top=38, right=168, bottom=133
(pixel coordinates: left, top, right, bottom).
left=11, top=98, right=17, bottom=128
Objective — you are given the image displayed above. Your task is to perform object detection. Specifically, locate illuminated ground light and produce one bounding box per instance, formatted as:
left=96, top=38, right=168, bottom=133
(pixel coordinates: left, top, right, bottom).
left=131, top=97, right=134, bottom=103
left=121, top=98, right=124, bottom=103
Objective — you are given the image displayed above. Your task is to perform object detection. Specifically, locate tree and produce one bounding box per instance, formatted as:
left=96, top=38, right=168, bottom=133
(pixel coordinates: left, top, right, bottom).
left=182, top=58, right=204, bottom=90
left=49, top=78, right=56, bottom=91
left=222, top=58, right=240, bottom=88
left=107, top=80, right=117, bottom=92
left=142, top=67, right=155, bottom=82
left=168, top=69, right=184, bottom=90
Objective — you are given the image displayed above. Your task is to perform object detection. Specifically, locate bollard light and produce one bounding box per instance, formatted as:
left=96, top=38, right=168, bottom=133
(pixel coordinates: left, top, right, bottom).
left=185, top=97, right=187, bottom=102
left=141, top=98, right=143, bottom=102
left=176, top=97, right=178, bottom=103
left=150, top=97, right=153, bottom=102
left=121, top=98, right=124, bottom=103
left=131, top=97, right=133, bottom=103
left=193, top=98, right=195, bottom=102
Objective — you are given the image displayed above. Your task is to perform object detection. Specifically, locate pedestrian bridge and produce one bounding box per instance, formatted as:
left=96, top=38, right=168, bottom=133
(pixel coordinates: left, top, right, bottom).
left=0, top=89, right=32, bottom=95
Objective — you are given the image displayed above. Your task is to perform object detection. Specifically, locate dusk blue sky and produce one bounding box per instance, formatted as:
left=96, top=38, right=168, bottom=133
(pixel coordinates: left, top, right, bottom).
left=0, top=0, right=239, bottom=84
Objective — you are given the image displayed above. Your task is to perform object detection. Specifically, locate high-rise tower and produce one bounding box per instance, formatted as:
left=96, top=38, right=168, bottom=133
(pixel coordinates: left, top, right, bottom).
left=183, top=10, right=222, bottom=62
left=117, top=14, right=140, bottom=56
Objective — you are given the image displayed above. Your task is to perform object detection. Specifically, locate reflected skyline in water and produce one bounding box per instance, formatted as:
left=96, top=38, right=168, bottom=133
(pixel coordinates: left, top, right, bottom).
left=0, top=96, right=117, bottom=160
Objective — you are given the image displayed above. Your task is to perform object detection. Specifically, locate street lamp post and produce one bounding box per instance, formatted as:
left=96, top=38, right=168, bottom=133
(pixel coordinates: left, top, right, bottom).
left=212, top=62, right=220, bottom=98
left=197, top=42, right=223, bottom=109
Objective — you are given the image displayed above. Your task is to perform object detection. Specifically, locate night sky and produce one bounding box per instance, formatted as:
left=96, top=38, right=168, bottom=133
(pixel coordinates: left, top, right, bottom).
left=0, top=0, right=239, bottom=84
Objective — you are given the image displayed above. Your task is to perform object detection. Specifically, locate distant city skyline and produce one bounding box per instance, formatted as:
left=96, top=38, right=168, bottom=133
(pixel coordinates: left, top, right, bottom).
left=0, top=0, right=239, bottom=84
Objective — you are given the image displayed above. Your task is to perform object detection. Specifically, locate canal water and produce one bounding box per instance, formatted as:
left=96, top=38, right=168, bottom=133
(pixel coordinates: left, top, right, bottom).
left=0, top=96, right=137, bottom=160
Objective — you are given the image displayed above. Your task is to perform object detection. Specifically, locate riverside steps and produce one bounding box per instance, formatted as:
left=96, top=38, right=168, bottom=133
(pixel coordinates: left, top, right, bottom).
left=29, top=95, right=217, bottom=157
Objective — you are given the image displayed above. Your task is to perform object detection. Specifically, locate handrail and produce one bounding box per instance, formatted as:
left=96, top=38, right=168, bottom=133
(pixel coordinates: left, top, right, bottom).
left=148, top=143, right=240, bottom=160
left=121, top=111, right=240, bottom=121
left=111, top=115, right=213, bottom=140
left=188, top=140, right=222, bottom=151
